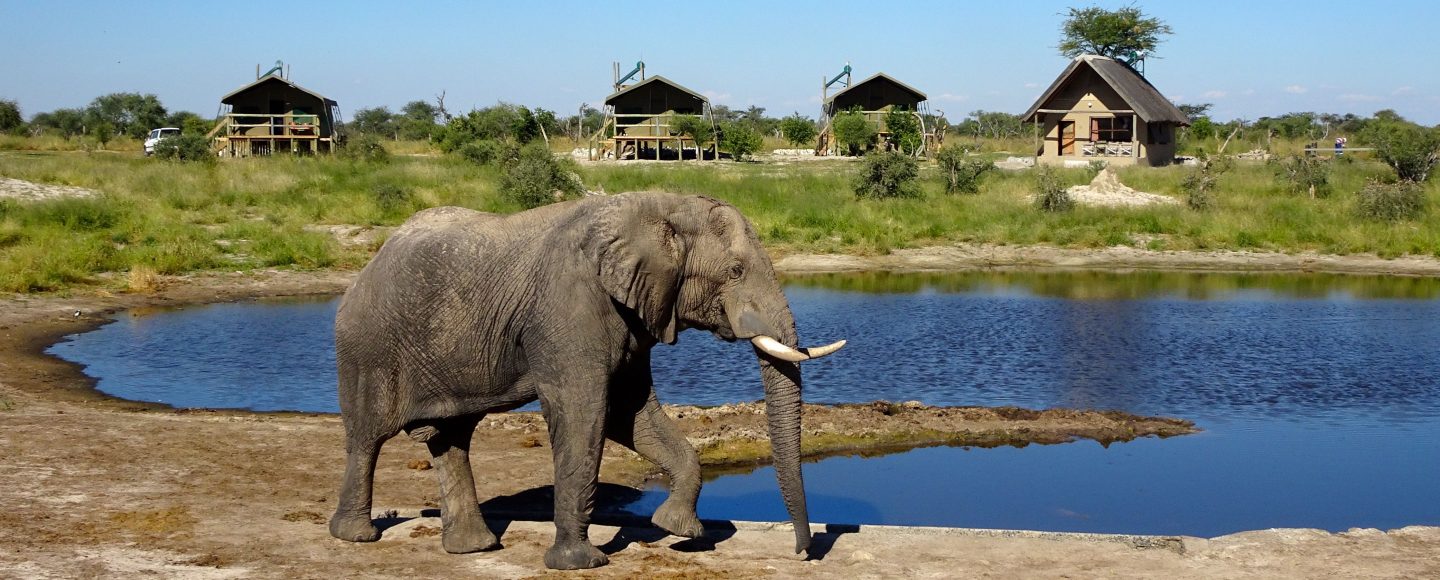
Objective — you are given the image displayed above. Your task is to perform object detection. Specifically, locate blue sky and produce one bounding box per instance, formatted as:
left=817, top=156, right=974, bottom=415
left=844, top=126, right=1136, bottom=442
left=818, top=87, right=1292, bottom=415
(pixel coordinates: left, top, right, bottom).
left=2, top=0, right=1437, bottom=124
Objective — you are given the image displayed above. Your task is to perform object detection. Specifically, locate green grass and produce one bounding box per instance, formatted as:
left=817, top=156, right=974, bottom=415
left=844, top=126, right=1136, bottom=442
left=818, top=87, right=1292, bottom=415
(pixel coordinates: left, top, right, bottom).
left=1, top=146, right=1438, bottom=294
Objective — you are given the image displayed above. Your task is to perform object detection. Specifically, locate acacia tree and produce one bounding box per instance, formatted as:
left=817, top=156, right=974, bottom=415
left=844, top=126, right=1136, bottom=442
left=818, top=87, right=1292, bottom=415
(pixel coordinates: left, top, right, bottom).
left=1058, top=5, right=1173, bottom=59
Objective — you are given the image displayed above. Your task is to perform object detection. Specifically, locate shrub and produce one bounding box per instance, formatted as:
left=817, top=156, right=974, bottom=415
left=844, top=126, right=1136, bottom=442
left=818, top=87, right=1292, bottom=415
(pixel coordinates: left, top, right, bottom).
left=832, top=109, right=875, bottom=156
left=854, top=151, right=920, bottom=199
left=934, top=144, right=992, bottom=194
left=500, top=143, right=585, bottom=209
left=720, top=122, right=764, bottom=161
left=20, top=197, right=124, bottom=231
left=371, top=183, right=416, bottom=218
left=1361, top=118, right=1440, bottom=182
left=1270, top=155, right=1331, bottom=198
left=152, top=134, right=214, bottom=163
left=338, top=133, right=389, bottom=163
left=779, top=114, right=817, bottom=147
left=1182, top=154, right=1230, bottom=211
left=884, top=107, right=922, bottom=154
left=1033, top=165, right=1072, bottom=212
left=670, top=114, right=714, bottom=151
left=457, top=139, right=517, bottom=166
left=1085, top=159, right=1108, bottom=180
left=1355, top=180, right=1425, bottom=221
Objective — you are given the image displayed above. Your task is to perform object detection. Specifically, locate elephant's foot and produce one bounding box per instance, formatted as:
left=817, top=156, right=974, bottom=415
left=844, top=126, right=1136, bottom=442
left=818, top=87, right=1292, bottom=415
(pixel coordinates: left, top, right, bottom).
left=652, top=497, right=704, bottom=538
left=329, top=512, right=380, bottom=543
left=544, top=540, right=608, bottom=570
left=441, top=516, right=500, bottom=554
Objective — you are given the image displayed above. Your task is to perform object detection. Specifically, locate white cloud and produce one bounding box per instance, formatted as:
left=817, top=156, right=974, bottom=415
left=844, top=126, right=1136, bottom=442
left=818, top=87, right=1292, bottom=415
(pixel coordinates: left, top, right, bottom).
left=1023, top=82, right=1039, bottom=89
left=1393, top=86, right=1416, bottom=96
left=1241, top=88, right=1256, bottom=96
left=702, top=90, right=732, bottom=102
left=1167, top=94, right=1184, bottom=102
left=1202, top=90, right=1228, bottom=99
left=937, top=93, right=970, bottom=102
left=1338, top=93, right=1381, bottom=102
left=1284, top=85, right=1307, bottom=94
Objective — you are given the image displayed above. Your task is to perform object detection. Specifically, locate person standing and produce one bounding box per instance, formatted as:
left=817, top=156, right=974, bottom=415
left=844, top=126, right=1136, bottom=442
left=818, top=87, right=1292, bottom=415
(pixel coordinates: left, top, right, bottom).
left=1335, top=136, right=1347, bottom=157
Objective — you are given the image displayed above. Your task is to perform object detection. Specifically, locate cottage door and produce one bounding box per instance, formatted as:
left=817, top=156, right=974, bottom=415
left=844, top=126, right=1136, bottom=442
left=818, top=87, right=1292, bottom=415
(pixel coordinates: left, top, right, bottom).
left=1059, top=121, right=1076, bottom=155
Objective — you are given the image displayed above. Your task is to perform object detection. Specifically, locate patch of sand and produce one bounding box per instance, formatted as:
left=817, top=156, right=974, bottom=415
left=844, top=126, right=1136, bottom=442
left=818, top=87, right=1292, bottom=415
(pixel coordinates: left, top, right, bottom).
left=0, top=176, right=99, bottom=201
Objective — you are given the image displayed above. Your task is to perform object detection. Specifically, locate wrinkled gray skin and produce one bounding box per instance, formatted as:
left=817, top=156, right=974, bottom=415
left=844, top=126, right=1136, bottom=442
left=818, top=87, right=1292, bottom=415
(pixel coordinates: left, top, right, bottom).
left=328, top=192, right=816, bottom=569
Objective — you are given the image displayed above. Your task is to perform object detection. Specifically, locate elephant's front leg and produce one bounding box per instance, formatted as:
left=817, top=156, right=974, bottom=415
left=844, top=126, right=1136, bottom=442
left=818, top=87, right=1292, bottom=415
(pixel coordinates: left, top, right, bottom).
left=537, top=377, right=610, bottom=570
left=606, top=383, right=703, bottom=538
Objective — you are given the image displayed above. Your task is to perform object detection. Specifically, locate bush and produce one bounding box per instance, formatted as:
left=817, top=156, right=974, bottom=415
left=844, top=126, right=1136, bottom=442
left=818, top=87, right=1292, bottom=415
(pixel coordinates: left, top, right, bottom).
left=934, top=144, right=992, bottom=194
left=1033, top=165, right=1072, bottom=212
left=1182, top=154, right=1230, bottom=211
left=884, top=107, right=922, bottom=154
left=720, top=122, right=764, bottom=161
left=779, top=114, right=817, bottom=147
left=371, top=183, right=416, bottom=219
left=500, top=143, right=585, bottom=209
left=832, top=109, right=875, bottom=156
left=338, top=133, right=389, bottom=163
left=151, top=134, right=214, bottom=163
left=854, top=151, right=920, bottom=199
left=1085, top=160, right=1108, bottom=180
left=670, top=114, right=714, bottom=152
left=1355, top=180, right=1425, bottom=221
left=1270, top=155, right=1331, bottom=198
left=1361, top=118, right=1440, bottom=182
left=457, top=139, right=517, bottom=166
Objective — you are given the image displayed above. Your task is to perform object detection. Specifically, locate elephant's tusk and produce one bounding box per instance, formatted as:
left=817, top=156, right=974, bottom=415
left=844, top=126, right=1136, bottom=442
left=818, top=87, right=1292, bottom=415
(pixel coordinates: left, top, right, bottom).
left=800, top=339, right=846, bottom=359
left=751, top=335, right=810, bottom=362
left=751, top=336, right=847, bottom=362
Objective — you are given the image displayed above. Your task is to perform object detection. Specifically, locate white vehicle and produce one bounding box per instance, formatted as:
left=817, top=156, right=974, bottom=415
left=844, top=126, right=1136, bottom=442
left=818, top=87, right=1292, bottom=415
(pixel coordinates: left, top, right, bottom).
left=143, top=127, right=181, bottom=156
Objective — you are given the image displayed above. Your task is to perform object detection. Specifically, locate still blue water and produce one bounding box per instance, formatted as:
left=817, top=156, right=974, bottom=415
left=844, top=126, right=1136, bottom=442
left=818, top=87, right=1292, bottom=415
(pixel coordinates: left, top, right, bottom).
left=46, top=271, right=1440, bottom=536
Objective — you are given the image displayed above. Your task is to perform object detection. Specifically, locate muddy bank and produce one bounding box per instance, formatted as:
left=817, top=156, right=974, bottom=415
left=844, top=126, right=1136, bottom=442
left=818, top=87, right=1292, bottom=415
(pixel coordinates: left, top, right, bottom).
left=775, top=243, right=1440, bottom=277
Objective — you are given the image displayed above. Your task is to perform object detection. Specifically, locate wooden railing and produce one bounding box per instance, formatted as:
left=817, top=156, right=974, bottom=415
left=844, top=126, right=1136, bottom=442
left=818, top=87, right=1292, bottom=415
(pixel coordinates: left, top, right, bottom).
left=221, top=113, right=324, bottom=138
left=613, top=112, right=710, bottom=137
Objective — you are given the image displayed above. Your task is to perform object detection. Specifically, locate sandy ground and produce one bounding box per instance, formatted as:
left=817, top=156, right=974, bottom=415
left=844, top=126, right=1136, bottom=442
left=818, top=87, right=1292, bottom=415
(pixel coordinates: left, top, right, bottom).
left=0, top=176, right=98, bottom=201
left=2, top=270, right=1438, bottom=577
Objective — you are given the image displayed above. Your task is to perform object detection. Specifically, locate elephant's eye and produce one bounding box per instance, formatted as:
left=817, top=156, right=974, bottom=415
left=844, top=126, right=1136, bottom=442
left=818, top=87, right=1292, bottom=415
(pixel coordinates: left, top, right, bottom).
left=728, top=263, right=745, bottom=280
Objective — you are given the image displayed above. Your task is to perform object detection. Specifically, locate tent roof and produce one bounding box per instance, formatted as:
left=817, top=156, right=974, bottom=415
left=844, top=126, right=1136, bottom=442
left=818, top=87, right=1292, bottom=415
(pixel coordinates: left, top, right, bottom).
left=221, top=75, right=336, bottom=106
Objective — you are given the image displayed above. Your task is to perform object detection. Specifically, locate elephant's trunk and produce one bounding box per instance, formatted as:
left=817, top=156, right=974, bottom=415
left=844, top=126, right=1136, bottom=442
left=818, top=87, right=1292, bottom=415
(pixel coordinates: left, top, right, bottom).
left=751, top=309, right=812, bottom=555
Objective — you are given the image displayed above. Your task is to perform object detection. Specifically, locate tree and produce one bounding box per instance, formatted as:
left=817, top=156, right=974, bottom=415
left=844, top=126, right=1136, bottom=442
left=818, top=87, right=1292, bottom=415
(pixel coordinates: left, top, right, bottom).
left=832, top=108, right=876, bottom=155
left=720, top=121, right=764, bottom=161
left=854, top=151, right=920, bottom=199
left=884, top=107, right=922, bottom=154
left=935, top=144, right=993, bottom=194
left=1176, top=103, right=1211, bottom=120
left=350, top=106, right=396, bottom=138
left=779, top=113, right=817, bottom=147
left=0, top=99, right=21, bottom=133
left=29, top=108, right=86, bottom=137
left=670, top=114, right=715, bottom=151
left=397, top=100, right=440, bottom=140
left=1360, top=114, right=1440, bottom=182
left=1058, top=5, right=1173, bottom=59
left=85, top=93, right=167, bottom=138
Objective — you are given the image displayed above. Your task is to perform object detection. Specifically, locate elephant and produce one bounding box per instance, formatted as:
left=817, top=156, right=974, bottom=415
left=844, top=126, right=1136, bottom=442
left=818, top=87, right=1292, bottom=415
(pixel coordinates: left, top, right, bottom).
left=327, top=192, right=846, bottom=569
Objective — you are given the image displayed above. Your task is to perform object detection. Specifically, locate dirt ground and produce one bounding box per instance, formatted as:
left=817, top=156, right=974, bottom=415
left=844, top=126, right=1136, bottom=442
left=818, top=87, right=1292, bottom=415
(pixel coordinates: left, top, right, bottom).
left=2, top=270, right=1438, bottom=578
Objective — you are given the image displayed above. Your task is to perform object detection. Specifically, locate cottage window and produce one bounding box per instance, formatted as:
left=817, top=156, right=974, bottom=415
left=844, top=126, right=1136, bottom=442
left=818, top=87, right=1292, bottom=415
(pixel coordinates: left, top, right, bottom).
left=1090, top=116, right=1133, bottom=143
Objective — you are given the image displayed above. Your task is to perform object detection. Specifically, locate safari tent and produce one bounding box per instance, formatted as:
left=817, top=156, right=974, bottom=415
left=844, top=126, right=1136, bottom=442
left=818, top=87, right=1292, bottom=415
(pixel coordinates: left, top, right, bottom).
left=1022, top=55, right=1189, bottom=167
left=593, top=64, right=715, bottom=161
left=209, top=66, right=340, bottom=157
left=817, top=71, right=939, bottom=156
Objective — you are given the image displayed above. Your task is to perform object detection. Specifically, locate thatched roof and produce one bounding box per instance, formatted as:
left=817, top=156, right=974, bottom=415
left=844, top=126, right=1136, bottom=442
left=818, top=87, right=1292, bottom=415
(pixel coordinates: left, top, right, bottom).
left=603, top=75, right=708, bottom=107
left=221, top=74, right=335, bottom=106
left=1022, top=55, right=1188, bottom=125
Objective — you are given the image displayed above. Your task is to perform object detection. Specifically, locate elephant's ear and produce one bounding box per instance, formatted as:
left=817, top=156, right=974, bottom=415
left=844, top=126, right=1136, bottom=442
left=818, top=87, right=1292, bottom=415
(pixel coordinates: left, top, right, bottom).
left=584, top=197, right=685, bottom=344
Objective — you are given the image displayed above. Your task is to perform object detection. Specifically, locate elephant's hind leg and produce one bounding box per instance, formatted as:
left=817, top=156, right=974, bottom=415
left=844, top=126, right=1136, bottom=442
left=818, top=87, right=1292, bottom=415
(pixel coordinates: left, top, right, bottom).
left=330, top=431, right=386, bottom=542
left=424, top=415, right=499, bottom=553
left=606, top=388, right=704, bottom=538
